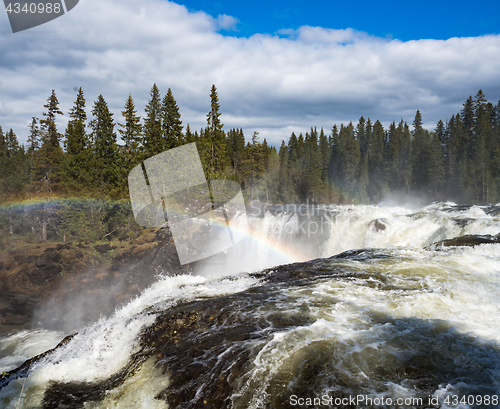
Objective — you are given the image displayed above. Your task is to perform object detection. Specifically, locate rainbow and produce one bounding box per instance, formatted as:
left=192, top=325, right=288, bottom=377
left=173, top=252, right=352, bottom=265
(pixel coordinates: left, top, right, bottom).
left=0, top=196, right=308, bottom=264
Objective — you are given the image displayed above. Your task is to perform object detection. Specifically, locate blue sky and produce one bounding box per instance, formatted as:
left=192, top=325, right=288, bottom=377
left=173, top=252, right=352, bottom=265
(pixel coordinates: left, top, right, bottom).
left=1, top=0, right=500, bottom=146
left=180, top=0, right=500, bottom=40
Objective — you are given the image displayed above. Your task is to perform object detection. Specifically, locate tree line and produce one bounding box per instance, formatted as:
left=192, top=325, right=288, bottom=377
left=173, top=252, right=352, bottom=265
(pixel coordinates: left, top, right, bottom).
left=1, top=87, right=500, bottom=206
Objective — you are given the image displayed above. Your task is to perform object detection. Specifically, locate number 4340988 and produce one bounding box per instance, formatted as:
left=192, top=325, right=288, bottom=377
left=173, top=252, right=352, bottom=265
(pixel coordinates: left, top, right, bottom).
left=5, top=3, right=62, bottom=13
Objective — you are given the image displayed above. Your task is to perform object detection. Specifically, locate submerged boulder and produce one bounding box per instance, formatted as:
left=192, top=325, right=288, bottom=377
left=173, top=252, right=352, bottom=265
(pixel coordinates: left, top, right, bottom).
left=426, top=233, right=500, bottom=250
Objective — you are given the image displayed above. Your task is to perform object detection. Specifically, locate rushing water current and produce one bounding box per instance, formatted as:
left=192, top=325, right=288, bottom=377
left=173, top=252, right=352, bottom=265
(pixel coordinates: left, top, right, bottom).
left=1, top=202, right=500, bottom=408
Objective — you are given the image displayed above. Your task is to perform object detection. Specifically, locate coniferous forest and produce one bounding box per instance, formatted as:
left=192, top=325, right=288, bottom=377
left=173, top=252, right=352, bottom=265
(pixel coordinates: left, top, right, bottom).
left=1, top=85, right=500, bottom=214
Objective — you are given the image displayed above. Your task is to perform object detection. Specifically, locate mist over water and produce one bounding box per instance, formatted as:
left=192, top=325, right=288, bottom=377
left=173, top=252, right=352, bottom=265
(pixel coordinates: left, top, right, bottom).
left=1, top=202, right=500, bottom=408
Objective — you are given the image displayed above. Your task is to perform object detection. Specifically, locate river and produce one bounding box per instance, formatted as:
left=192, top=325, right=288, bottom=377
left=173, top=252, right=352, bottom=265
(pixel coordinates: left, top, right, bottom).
left=1, top=202, right=500, bottom=408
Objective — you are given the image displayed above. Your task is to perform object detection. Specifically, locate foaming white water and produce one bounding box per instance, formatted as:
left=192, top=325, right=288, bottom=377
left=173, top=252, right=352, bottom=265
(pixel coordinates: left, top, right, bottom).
left=174, top=202, right=500, bottom=277
left=321, top=203, right=500, bottom=256
left=0, top=272, right=261, bottom=408
left=231, top=243, right=500, bottom=408
left=0, top=330, right=64, bottom=374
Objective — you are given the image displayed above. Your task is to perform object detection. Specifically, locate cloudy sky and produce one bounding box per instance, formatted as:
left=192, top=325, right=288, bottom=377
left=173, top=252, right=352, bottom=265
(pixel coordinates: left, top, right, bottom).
left=1, top=0, right=500, bottom=147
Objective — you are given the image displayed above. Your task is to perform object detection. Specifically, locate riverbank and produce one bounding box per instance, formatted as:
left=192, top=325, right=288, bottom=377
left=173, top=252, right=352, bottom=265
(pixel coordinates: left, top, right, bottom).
left=0, top=227, right=189, bottom=334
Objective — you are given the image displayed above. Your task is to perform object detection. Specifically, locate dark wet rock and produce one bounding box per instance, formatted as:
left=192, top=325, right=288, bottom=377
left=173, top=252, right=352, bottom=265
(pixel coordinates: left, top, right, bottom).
left=0, top=262, right=2, bottom=269
left=26, top=255, right=37, bottom=263
left=426, top=233, right=500, bottom=250
left=75, top=251, right=83, bottom=259
left=45, top=251, right=61, bottom=262
left=44, top=247, right=58, bottom=253
left=29, top=261, right=62, bottom=283
left=0, top=298, right=11, bottom=313
left=330, top=248, right=392, bottom=261
left=10, top=293, right=39, bottom=315
left=423, top=226, right=447, bottom=247
left=14, top=254, right=22, bottom=261
left=95, top=244, right=113, bottom=253
left=441, top=204, right=474, bottom=213
left=33, top=256, right=62, bottom=278
left=35, top=257, right=50, bottom=268
left=57, top=243, right=72, bottom=251
left=485, top=206, right=500, bottom=216
left=0, top=333, right=76, bottom=392
left=453, top=218, right=474, bottom=228
left=368, top=219, right=386, bottom=232
left=3, top=314, right=29, bottom=325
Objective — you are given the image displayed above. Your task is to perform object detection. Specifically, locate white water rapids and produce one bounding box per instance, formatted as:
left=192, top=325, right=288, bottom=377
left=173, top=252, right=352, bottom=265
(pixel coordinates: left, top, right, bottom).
left=1, top=202, right=500, bottom=408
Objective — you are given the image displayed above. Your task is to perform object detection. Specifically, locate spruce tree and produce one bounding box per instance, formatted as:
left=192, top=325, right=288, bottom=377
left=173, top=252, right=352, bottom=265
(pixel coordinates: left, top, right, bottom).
left=63, top=87, right=91, bottom=191
left=243, top=131, right=266, bottom=198
left=185, top=124, right=195, bottom=143
left=386, top=121, right=399, bottom=191
left=278, top=139, right=292, bottom=200
left=90, top=94, right=117, bottom=188
left=161, top=88, right=183, bottom=150
left=1, top=129, right=26, bottom=195
left=397, top=120, right=412, bottom=194
left=288, top=132, right=299, bottom=164
left=204, top=84, right=227, bottom=180
left=319, top=128, right=330, bottom=181
left=118, top=94, right=142, bottom=170
left=0, top=126, right=5, bottom=195
left=143, top=83, right=163, bottom=157
left=32, top=90, right=64, bottom=194
left=227, top=128, right=245, bottom=181
left=411, top=110, right=430, bottom=190
left=472, top=92, right=492, bottom=202
left=303, top=127, right=322, bottom=200
left=367, top=120, right=386, bottom=201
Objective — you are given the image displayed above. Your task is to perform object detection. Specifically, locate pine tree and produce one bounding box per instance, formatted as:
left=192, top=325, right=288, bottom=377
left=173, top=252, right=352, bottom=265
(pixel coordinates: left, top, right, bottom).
left=118, top=94, right=142, bottom=171
left=367, top=120, right=386, bottom=201
left=400, top=121, right=412, bottom=194
left=278, top=139, right=292, bottom=201
left=303, top=127, right=322, bottom=200
left=204, top=84, right=227, bottom=180
left=297, top=133, right=305, bottom=164
left=227, top=128, right=245, bottom=181
left=0, top=126, right=6, bottom=198
left=185, top=124, right=195, bottom=143
left=32, top=90, right=64, bottom=194
left=90, top=94, right=117, bottom=188
left=319, top=127, right=330, bottom=181
left=461, top=96, right=475, bottom=198
left=356, top=116, right=368, bottom=159
left=329, top=123, right=361, bottom=201
left=243, top=131, right=266, bottom=199
left=385, top=121, right=399, bottom=190
left=288, top=132, right=299, bottom=164
left=63, top=87, right=92, bottom=191
left=447, top=114, right=467, bottom=199
left=143, top=83, right=163, bottom=157
left=161, top=88, right=183, bottom=150
left=472, top=91, right=492, bottom=202
left=427, top=130, right=445, bottom=195
left=411, top=110, right=431, bottom=190
left=26, top=117, right=39, bottom=184
left=1, top=129, right=26, bottom=196
left=328, top=125, right=340, bottom=186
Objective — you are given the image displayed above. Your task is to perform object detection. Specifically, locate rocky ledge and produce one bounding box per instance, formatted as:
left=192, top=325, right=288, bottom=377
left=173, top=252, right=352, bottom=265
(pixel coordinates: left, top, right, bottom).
left=0, top=228, right=189, bottom=334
